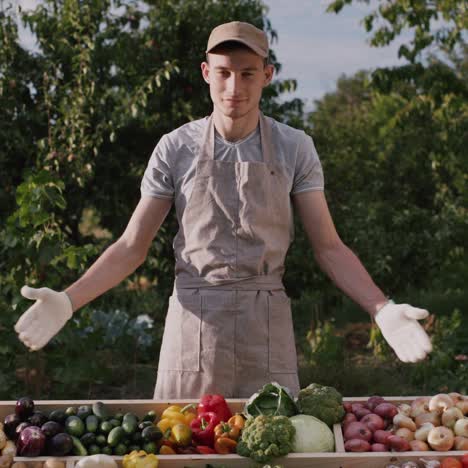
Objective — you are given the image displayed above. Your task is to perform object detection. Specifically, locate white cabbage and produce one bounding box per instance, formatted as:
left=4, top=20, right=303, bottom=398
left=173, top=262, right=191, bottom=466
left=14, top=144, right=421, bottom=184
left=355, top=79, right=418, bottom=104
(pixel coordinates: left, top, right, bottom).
left=289, top=414, right=335, bottom=452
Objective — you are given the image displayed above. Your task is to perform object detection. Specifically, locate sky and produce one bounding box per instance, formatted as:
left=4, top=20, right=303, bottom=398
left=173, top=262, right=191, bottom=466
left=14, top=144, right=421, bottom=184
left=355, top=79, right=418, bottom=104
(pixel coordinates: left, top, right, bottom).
left=15, top=0, right=412, bottom=109
left=263, top=0, right=409, bottom=108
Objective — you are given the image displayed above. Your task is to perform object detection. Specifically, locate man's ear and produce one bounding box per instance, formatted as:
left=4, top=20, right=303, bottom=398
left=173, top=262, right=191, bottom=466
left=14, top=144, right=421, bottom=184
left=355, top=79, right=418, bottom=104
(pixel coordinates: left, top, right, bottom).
left=201, top=61, right=210, bottom=84
left=263, top=63, right=274, bottom=87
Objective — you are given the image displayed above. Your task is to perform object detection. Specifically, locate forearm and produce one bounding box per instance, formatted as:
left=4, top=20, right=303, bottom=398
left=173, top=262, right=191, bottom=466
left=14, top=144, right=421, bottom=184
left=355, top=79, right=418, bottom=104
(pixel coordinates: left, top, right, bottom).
left=314, top=242, right=388, bottom=317
left=65, top=239, right=145, bottom=312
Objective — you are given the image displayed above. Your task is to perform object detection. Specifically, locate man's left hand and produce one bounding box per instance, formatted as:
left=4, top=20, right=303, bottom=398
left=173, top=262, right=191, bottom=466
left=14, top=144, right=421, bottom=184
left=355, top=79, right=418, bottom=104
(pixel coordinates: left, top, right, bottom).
left=375, top=301, right=432, bottom=362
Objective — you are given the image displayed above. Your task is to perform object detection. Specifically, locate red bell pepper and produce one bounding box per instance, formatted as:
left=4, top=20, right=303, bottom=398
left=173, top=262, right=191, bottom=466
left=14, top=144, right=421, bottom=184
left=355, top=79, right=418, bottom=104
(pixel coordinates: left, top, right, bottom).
left=190, top=411, right=220, bottom=447
left=197, top=394, right=232, bottom=422
left=195, top=445, right=216, bottom=455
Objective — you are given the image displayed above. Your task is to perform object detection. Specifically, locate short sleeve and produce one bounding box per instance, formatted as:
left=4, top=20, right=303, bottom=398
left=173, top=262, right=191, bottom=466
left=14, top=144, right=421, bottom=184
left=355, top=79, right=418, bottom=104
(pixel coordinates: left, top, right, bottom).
left=140, top=134, right=174, bottom=199
left=291, top=132, right=324, bottom=194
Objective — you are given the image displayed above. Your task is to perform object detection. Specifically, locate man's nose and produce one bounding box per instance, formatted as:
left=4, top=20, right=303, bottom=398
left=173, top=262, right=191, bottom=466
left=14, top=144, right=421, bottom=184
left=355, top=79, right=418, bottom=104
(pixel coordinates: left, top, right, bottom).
left=226, top=73, right=241, bottom=93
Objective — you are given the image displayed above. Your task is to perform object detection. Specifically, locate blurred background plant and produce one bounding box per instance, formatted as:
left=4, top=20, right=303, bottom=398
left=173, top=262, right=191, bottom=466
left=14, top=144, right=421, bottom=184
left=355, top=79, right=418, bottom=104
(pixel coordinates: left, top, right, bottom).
left=0, top=0, right=466, bottom=398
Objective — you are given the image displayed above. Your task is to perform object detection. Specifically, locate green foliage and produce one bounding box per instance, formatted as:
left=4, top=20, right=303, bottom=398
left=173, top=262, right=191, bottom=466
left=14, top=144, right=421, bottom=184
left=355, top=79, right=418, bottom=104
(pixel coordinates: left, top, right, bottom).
left=0, top=0, right=466, bottom=399
left=326, top=0, right=467, bottom=63
left=409, top=309, right=468, bottom=394
left=285, top=52, right=467, bottom=300
left=0, top=0, right=305, bottom=399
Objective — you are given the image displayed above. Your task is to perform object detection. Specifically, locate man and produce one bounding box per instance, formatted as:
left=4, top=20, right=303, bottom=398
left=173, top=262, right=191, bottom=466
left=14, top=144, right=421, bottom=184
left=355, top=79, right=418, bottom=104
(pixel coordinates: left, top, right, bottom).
left=15, top=22, right=432, bottom=398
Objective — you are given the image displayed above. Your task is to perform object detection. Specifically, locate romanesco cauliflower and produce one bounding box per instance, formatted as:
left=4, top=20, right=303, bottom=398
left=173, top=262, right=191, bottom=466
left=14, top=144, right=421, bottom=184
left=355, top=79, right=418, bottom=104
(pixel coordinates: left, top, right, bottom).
left=236, top=415, right=295, bottom=463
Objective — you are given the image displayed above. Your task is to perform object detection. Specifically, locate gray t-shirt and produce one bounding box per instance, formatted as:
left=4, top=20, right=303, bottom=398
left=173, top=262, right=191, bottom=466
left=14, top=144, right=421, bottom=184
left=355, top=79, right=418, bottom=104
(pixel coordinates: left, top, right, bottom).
left=141, top=115, right=324, bottom=210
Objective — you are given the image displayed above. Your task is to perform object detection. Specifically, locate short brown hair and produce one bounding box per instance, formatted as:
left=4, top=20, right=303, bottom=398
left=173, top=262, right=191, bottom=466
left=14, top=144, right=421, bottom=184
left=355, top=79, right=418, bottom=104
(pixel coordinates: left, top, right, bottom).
left=206, top=40, right=269, bottom=67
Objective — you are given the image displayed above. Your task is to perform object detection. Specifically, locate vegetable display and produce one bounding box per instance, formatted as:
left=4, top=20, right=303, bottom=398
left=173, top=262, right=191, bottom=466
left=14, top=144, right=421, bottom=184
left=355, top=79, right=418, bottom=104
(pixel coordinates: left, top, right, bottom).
left=2, top=399, right=161, bottom=458
left=2, top=386, right=466, bottom=466
left=342, top=392, right=468, bottom=453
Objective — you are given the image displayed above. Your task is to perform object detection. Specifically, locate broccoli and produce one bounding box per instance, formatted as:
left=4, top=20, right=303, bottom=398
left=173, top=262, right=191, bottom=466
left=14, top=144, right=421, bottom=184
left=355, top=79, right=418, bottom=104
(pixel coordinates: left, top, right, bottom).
left=236, top=415, right=295, bottom=463
left=296, top=383, right=345, bottom=427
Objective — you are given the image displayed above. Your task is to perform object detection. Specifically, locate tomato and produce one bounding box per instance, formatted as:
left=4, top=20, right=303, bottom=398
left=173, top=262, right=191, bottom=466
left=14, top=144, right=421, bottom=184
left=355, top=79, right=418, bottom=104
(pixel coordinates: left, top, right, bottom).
left=461, top=453, right=468, bottom=468
left=441, top=457, right=462, bottom=468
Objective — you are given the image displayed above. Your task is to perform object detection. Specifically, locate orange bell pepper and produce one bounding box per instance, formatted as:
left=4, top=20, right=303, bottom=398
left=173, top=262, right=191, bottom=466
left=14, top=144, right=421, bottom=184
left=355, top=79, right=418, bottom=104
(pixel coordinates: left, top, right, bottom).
left=214, top=413, right=245, bottom=442
left=214, top=437, right=237, bottom=454
left=214, top=422, right=240, bottom=441
left=228, top=414, right=245, bottom=430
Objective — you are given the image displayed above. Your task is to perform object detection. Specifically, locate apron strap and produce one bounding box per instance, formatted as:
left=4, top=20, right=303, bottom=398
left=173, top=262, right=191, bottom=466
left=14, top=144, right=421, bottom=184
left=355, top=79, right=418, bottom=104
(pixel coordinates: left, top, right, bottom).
left=259, top=112, right=273, bottom=165
left=198, top=112, right=273, bottom=165
left=198, top=114, right=214, bottom=162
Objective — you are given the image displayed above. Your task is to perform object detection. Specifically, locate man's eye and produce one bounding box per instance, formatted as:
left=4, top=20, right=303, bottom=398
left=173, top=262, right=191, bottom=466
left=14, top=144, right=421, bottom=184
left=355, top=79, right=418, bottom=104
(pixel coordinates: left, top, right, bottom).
left=243, top=73, right=254, bottom=77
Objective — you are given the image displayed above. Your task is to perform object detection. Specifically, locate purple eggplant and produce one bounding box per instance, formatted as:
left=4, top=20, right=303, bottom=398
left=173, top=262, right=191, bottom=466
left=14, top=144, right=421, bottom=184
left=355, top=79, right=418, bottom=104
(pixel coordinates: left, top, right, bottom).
left=15, top=396, right=35, bottom=420
left=17, top=425, right=46, bottom=457
left=46, top=432, right=73, bottom=456
left=41, top=421, right=63, bottom=438
left=15, top=422, right=31, bottom=441
left=28, top=411, right=48, bottom=427
left=3, top=413, right=22, bottom=439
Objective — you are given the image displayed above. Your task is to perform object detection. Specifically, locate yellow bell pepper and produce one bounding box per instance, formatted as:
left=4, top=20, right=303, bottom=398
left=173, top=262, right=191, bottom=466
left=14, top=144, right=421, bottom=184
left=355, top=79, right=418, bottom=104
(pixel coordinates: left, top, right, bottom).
left=157, top=405, right=196, bottom=433
left=122, top=450, right=159, bottom=468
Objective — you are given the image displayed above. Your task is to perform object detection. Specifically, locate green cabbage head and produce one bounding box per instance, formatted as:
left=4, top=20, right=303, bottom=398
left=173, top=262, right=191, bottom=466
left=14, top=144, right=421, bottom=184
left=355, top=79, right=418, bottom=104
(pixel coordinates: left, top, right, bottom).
left=289, top=414, right=335, bottom=452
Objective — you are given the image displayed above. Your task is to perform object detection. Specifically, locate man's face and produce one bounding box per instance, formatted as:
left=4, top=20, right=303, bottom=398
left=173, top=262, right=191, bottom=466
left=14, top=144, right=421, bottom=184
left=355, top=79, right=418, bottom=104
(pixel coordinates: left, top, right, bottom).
left=201, top=47, right=274, bottom=119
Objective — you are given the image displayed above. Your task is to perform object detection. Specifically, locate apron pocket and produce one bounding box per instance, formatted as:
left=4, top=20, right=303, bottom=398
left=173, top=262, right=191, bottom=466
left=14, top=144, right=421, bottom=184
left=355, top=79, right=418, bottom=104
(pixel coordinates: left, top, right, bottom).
left=268, top=293, right=298, bottom=373
left=158, top=294, right=201, bottom=372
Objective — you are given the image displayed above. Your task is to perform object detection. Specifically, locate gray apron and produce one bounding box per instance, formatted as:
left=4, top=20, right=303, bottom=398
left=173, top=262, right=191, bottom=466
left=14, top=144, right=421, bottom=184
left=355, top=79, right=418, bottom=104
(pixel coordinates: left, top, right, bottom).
left=154, top=113, right=300, bottom=399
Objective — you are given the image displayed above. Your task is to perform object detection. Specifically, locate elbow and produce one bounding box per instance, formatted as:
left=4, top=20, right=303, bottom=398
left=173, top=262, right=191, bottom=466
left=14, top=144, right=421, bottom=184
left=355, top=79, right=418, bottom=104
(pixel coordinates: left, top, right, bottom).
left=113, top=237, right=149, bottom=269
left=313, top=238, right=348, bottom=265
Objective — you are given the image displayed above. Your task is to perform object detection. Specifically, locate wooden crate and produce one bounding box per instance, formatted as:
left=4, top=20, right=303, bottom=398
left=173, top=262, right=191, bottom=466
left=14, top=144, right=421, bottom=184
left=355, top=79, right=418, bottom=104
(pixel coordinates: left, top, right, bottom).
left=1, top=397, right=466, bottom=467
left=0, top=399, right=349, bottom=467
left=334, top=396, right=467, bottom=468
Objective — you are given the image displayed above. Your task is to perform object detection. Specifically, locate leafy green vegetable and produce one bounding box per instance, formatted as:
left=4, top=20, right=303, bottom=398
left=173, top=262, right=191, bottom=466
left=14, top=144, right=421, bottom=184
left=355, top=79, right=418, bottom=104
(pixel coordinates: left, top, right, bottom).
left=244, top=382, right=298, bottom=418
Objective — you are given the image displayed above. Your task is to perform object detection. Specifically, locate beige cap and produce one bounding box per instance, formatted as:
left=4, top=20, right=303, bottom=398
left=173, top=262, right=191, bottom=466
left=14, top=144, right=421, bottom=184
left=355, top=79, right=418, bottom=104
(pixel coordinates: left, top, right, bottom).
left=206, top=21, right=269, bottom=58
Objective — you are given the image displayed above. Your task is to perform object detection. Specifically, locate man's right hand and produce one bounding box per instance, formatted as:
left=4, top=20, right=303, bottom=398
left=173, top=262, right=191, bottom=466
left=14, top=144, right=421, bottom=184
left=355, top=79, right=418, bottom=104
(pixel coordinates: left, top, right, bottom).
left=14, top=286, right=73, bottom=351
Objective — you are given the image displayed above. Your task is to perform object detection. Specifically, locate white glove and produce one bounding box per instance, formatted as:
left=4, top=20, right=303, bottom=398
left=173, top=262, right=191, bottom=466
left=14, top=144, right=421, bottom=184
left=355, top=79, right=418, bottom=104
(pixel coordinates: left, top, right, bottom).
left=14, top=286, right=73, bottom=351
left=375, top=300, right=432, bottom=362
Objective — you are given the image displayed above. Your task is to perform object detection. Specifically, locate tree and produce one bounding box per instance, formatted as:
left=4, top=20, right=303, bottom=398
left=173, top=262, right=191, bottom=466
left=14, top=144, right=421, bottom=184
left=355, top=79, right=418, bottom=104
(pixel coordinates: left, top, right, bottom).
left=0, top=0, right=302, bottom=398
left=327, top=0, right=467, bottom=62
